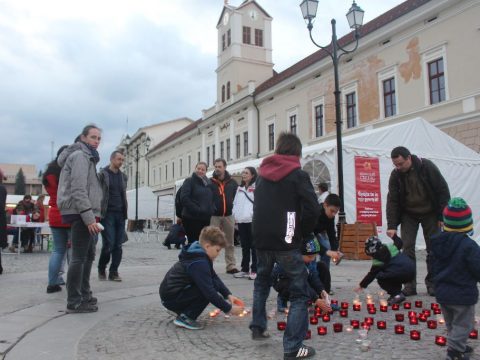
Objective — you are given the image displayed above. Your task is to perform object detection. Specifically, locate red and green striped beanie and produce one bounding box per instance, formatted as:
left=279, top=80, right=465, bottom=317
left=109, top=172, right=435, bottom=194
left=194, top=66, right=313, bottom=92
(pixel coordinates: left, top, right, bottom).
left=443, top=197, right=473, bottom=234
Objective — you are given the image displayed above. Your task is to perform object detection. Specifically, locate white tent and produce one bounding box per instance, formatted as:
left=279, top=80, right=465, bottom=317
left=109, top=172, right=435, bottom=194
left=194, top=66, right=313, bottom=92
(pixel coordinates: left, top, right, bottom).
left=126, top=186, right=157, bottom=220
left=302, top=117, right=480, bottom=246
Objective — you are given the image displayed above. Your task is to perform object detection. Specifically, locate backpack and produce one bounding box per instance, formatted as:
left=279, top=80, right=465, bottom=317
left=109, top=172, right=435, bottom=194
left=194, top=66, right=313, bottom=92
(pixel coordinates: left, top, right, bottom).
left=175, top=186, right=183, bottom=218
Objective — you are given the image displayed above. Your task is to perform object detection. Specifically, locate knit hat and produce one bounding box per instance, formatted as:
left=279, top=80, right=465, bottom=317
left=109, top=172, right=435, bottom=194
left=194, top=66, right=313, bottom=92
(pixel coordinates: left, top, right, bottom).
left=302, top=236, right=321, bottom=255
left=443, top=197, right=473, bottom=234
left=364, top=236, right=382, bottom=256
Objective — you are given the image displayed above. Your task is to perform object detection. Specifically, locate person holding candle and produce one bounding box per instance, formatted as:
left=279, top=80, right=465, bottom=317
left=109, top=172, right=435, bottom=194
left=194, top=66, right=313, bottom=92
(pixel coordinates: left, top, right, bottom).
left=354, top=235, right=414, bottom=305
left=160, top=226, right=244, bottom=330
left=431, top=198, right=480, bottom=360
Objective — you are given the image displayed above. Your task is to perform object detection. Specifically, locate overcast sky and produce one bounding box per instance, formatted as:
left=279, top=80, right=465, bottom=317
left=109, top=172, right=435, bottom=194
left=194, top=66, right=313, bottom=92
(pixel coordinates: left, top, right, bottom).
left=0, top=0, right=404, bottom=172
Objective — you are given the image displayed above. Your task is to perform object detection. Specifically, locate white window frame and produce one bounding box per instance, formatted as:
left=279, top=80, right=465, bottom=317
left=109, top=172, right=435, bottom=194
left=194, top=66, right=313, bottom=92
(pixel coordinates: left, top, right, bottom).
left=286, top=107, right=299, bottom=135
left=422, top=44, right=449, bottom=106
left=311, top=97, right=325, bottom=139
left=377, top=65, right=399, bottom=119
left=265, top=116, right=275, bottom=152
left=341, top=82, right=359, bottom=130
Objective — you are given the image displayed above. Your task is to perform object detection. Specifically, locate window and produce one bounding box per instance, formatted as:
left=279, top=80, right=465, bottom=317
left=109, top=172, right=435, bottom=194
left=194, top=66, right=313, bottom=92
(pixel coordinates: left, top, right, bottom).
left=314, top=104, right=324, bottom=137
left=179, top=158, right=183, bottom=177
left=222, top=34, right=226, bottom=51
left=243, top=26, right=251, bottom=44
left=220, top=141, right=224, bottom=159
left=255, top=29, right=263, bottom=47
left=158, top=167, right=161, bottom=184
left=153, top=168, right=156, bottom=185
left=188, top=155, right=191, bottom=174
left=207, top=146, right=210, bottom=166
left=227, top=29, right=231, bottom=46
left=346, top=92, right=357, bottom=128
left=236, top=135, right=241, bottom=159
left=383, top=77, right=396, bottom=117
left=172, top=161, right=175, bottom=179
left=226, top=139, right=231, bottom=160
left=243, top=131, right=248, bottom=157
left=197, top=151, right=201, bottom=163
left=165, top=165, right=167, bottom=180
left=289, top=114, right=297, bottom=135
left=221, top=85, right=225, bottom=103
left=227, top=82, right=230, bottom=100
left=428, top=58, right=445, bottom=104
left=212, top=144, right=216, bottom=161
left=268, top=123, right=275, bottom=151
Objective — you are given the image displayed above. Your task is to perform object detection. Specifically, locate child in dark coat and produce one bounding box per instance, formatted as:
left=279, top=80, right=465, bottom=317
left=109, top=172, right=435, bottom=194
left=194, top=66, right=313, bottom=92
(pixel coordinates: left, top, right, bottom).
left=159, top=226, right=244, bottom=330
left=355, top=235, right=415, bottom=305
left=162, top=219, right=186, bottom=249
left=431, top=198, right=480, bottom=360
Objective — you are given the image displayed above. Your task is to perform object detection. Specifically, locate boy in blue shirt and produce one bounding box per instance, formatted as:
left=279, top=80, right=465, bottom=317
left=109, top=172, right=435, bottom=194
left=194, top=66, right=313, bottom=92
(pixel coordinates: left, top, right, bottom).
left=160, top=226, right=244, bottom=330
left=431, top=198, right=480, bottom=360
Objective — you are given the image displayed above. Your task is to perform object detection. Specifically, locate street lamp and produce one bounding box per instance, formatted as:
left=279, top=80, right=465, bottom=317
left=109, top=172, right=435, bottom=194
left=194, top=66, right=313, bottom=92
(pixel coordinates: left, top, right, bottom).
left=300, top=0, right=364, bottom=225
left=124, top=134, right=151, bottom=231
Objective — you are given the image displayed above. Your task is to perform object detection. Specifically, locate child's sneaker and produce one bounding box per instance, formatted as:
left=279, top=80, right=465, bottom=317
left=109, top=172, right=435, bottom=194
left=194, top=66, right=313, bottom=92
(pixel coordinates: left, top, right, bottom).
left=284, top=345, right=316, bottom=359
left=387, top=293, right=406, bottom=305
left=173, top=313, right=204, bottom=330
left=446, top=348, right=470, bottom=360
left=234, top=271, right=249, bottom=278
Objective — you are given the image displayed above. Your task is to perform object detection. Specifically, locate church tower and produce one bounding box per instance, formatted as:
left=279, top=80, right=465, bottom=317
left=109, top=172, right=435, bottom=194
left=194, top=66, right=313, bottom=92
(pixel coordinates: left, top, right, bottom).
left=216, top=0, right=273, bottom=106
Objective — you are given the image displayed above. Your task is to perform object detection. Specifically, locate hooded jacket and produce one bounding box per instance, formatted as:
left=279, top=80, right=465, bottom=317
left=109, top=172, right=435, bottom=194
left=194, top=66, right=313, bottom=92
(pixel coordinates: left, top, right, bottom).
left=98, top=166, right=128, bottom=219
left=210, top=170, right=238, bottom=217
left=57, top=142, right=102, bottom=226
left=431, top=231, right=480, bottom=305
left=252, top=154, right=320, bottom=251
left=180, top=172, right=215, bottom=220
left=159, top=241, right=232, bottom=313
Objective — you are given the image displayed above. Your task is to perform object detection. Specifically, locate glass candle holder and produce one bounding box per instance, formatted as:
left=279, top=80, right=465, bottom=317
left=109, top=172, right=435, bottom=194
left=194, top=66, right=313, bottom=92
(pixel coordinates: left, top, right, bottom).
left=315, top=308, right=322, bottom=317
left=322, top=314, right=330, bottom=322
left=340, top=310, right=348, bottom=318
left=409, top=317, right=418, bottom=325
left=433, top=308, right=442, bottom=315
left=408, top=311, right=417, bottom=318
left=427, top=320, right=438, bottom=329
left=360, top=339, right=371, bottom=352
left=435, top=335, right=447, bottom=346
left=305, top=329, right=311, bottom=340
left=469, top=329, right=478, bottom=339
left=437, top=315, right=445, bottom=325
left=360, top=322, right=371, bottom=330
left=431, top=303, right=439, bottom=310
left=368, top=308, right=376, bottom=315
left=277, top=321, right=287, bottom=331
left=365, top=317, right=374, bottom=325
left=395, top=313, right=405, bottom=322
left=317, top=326, right=327, bottom=335
left=353, top=304, right=361, bottom=311
left=333, top=323, right=343, bottom=333
left=410, top=330, right=421, bottom=340
left=394, top=325, right=405, bottom=334
left=341, top=302, right=349, bottom=309
left=418, top=314, right=428, bottom=322
left=380, top=305, right=388, bottom=312
left=392, top=304, right=400, bottom=311
left=423, top=309, right=431, bottom=318
left=310, top=316, right=318, bottom=325
left=350, top=320, right=360, bottom=329
left=357, top=328, right=368, bottom=340
left=415, top=300, right=423, bottom=308
left=331, top=299, right=338, bottom=306
left=403, top=302, right=412, bottom=309
left=377, top=320, right=387, bottom=330
left=345, top=325, right=353, bottom=333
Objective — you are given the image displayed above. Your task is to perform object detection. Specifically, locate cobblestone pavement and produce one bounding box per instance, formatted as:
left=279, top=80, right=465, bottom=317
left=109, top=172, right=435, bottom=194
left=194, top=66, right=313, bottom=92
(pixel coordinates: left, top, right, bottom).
left=1, top=233, right=479, bottom=360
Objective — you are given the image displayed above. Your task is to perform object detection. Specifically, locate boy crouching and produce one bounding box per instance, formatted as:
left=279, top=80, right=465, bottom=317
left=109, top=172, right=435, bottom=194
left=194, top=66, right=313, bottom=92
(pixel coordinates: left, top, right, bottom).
left=160, top=226, right=244, bottom=330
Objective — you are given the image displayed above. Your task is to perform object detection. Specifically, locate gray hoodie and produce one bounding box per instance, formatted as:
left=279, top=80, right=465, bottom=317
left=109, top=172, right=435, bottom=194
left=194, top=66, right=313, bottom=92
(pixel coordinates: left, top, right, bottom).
left=57, top=142, right=102, bottom=225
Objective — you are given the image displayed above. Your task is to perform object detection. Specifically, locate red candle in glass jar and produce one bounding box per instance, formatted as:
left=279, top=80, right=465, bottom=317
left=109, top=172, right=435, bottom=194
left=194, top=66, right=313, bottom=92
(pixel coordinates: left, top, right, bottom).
left=377, top=320, right=387, bottom=329
left=305, top=329, right=311, bottom=340
left=310, top=316, right=318, bottom=325
left=353, top=304, right=361, bottom=311
left=423, top=309, right=431, bottom=317
left=392, top=304, right=400, bottom=311
left=418, top=314, right=427, bottom=322
left=350, top=320, right=360, bottom=329
left=409, top=317, right=418, bottom=325
left=427, top=320, right=438, bottom=329
left=415, top=300, right=423, bottom=308
left=365, top=317, right=374, bottom=325
left=395, top=313, right=405, bottom=322
left=408, top=311, right=416, bottom=318
left=469, top=329, right=478, bottom=339
left=331, top=299, right=338, bottom=306
left=341, top=302, right=349, bottom=309
left=433, top=308, right=442, bottom=315
left=403, top=302, right=412, bottom=309
left=340, top=310, right=348, bottom=318
left=322, top=314, right=330, bottom=322
left=361, top=322, right=371, bottom=330
left=368, top=308, right=376, bottom=315
left=277, top=321, right=287, bottom=331
left=431, top=303, right=439, bottom=310
left=394, top=325, right=405, bottom=334
left=317, top=326, right=327, bottom=335
left=333, top=323, right=343, bottom=333
left=435, top=335, right=447, bottom=346
left=380, top=305, right=388, bottom=312
left=410, top=330, right=421, bottom=340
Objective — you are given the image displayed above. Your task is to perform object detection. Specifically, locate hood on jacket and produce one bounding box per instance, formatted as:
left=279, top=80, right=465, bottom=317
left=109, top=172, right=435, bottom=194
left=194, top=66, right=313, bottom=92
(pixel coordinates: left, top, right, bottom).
left=432, top=231, right=464, bottom=261
left=57, top=143, right=83, bottom=167
left=259, top=154, right=301, bottom=182
left=178, top=241, right=208, bottom=261
left=212, top=170, right=232, bottom=182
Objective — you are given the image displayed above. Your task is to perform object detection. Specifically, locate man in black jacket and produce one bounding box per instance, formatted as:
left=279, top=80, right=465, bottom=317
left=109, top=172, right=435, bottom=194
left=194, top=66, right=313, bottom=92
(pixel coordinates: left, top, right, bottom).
left=249, top=132, right=320, bottom=360
left=386, top=146, right=450, bottom=297
left=210, top=159, right=239, bottom=274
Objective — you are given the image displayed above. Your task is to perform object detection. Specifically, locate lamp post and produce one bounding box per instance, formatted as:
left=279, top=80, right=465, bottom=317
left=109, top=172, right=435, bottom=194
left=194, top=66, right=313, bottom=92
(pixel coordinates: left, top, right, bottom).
left=300, top=0, right=364, bottom=224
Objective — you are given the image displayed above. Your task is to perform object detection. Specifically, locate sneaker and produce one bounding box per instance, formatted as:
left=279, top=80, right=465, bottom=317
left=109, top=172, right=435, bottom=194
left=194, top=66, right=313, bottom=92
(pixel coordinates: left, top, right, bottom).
left=83, top=296, right=97, bottom=305
left=447, top=348, right=470, bottom=360
left=402, top=288, right=418, bottom=297
left=66, top=302, right=98, bottom=314
left=173, top=314, right=204, bottom=330
left=284, top=345, right=316, bottom=359
left=108, top=272, right=122, bottom=282
left=46, top=285, right=62, bottom=294
left=226, top=268, right=240, bottom=274
left=249, top=272, right=257, bottom=280
left=234, top=271, right=249, bottom=278
left=162, top=241, right=171, bottom=250
left=98, top=270, right=107, bottom=281
left=388, top=293, right=406, bottom=305
left=251, top=327, right=270, bottom=341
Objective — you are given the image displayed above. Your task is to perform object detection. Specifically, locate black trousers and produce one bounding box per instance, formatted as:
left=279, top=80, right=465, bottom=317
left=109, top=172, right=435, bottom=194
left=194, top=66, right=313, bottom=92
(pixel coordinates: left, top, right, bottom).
left=182, top=217, right=210, bottom=244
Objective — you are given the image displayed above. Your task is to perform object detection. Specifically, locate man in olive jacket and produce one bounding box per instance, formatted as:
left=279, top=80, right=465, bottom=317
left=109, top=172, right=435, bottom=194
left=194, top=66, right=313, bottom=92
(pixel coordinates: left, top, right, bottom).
left=386, top=146, right=450, bottom=297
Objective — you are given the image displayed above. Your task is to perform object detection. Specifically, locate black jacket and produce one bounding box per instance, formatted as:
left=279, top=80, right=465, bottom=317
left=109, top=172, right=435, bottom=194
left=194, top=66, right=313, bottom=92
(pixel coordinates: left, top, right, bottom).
left=431, top=231, right=480, bottom=305
left=314, top=206, right=338, bottom=250
left=386, top=155, right=450, bottom=229
left=210, top=171, right=238, bottom=217
left=98, top=167, right=128, bottom=219
left=180, top=173, right=215, bottom=221
left=252, top=154, right=320, bottom=251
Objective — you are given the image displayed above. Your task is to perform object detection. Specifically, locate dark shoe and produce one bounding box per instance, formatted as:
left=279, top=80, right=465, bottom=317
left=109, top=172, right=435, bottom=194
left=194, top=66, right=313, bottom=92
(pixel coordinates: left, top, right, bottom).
left=98, top=269, right=107, bottom=281
left=251, top=327, right=270, bottom=340
left=173, top=313, right=204, bottom=330
left=427, top=287, right=436, bottom=296
left=66, top=302, right=98, bottom=313
left=83, top=296, right=97, bottom=305
left=388, top=293, right=406, bottom=305
left=402, top=288, right=418, bottom=297
left=284, top=345, right=316, bottom=359
left=162, top=241, right=171, bottom=249
left=226, top=268, right=240, bottom=274
left=108, top=272, right=122, bottom=282
left=447, top=348, right=470, bottom=360
left=174, top=244, right=181, bottom=249
left=46, top=285, right=62, bottom=293
left=464, top=346, right=473, bottom=354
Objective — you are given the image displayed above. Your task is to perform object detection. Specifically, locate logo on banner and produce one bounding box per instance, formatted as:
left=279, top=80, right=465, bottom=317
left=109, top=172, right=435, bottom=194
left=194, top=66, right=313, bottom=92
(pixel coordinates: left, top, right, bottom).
left=355, top=156, right=382, bottom=226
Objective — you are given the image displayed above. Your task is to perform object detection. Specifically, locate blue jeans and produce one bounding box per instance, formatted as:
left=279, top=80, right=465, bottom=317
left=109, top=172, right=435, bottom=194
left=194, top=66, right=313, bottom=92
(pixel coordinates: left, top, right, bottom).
left=250, top=249, right=309, bottom=353
left=98, top=212, right=125, bottom=273
left=161, top=285, right=209, bottom=320
left=316, top=232, right=331, bottom=269
left=48, top=227, right=71, bottom=286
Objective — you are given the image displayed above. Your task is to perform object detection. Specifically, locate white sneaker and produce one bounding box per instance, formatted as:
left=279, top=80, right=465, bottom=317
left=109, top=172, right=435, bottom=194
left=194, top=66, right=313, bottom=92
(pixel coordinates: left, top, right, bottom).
left=234, top=271, right=249, bottom=278
left=249, top=272, right=257, bottom=280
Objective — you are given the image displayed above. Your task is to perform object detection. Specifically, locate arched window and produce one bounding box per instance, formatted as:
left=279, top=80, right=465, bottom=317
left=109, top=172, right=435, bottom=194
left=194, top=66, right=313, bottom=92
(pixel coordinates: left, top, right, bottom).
left=227, top=81, right=231, bottom=100
left=302, top=158, right=331, bottom=191
left=221, top=85, right=225, bottom=103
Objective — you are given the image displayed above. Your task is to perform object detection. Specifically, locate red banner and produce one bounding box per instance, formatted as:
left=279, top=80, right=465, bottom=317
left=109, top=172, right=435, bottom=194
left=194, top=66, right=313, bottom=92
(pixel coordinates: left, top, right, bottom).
left=355, top=156, right=382, bottom=226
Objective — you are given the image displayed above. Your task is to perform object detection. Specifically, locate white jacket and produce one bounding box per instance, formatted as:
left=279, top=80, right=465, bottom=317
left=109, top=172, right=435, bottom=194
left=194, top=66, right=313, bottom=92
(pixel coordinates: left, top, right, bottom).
left=232, top=184, right=255, bottom=223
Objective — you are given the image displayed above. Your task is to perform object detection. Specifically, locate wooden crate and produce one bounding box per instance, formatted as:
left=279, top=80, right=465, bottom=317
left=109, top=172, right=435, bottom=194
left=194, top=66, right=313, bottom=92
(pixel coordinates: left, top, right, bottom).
left=339, top=222, right=378, bottom=260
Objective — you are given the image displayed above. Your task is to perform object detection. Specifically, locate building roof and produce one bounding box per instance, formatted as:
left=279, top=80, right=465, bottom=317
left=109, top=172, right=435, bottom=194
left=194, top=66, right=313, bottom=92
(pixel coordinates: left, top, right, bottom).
left=148, top=119, right=203, bottom=154
left=129, top=117, right=194, bottom=143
